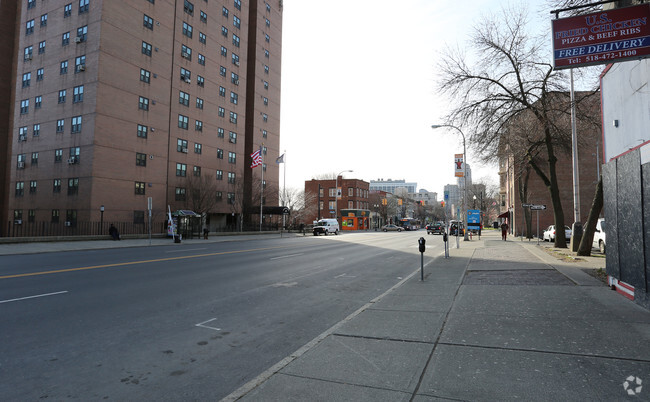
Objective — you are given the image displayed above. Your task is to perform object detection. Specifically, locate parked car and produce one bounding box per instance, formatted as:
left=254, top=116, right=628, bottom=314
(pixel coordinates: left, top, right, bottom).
left=592, top=218, right=606, bottom=253
left=543, top=225, right=572, bottom=242
left=381, top=224, right=402, bottom=232
left=427, top=222, right=444, bottom=235
left=449, top=221, right=464, bottom=236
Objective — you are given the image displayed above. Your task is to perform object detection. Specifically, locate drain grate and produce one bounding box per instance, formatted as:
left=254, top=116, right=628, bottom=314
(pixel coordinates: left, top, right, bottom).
left=463, top=269, right=574, bottom=286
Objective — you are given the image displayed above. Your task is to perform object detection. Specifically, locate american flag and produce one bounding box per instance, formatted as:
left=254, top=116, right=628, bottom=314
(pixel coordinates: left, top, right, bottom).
left=250, top=148, right=262, bottom=168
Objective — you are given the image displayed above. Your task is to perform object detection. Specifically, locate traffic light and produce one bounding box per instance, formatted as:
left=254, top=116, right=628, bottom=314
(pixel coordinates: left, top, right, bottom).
left=441, top=201, right=445, bottom=207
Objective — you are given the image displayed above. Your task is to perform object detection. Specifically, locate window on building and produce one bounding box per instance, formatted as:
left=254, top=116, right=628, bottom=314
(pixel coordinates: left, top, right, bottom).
left=196, top=97, right=203, bottom=109
left=135, top=182, right=146, bottom=195
left=195, top=120, right=203, bottom=131
left=71, top=116, right=82, bottom=133
left=55, top=149, right=63, bottom=162
left=140, top=68, right=150, bottom=83
left=217, top=148, right=223, bottom=159
left=233, top=15, right=241, bottom=29
left=262, top=113, right=268, bottom=122
left=219, top=86, right=226, bottom=97
left=176, top=163, right=187, bottom=177
left=223, top=6, right=229, bottom=17
left=75, top=55, right=86, bottom=72
left=182, top=22, right=193, bottom=38
left=28, top=209, right=35, bottom=223
left=216, top=170, right=223, bottom=180
left=179, top=91, right=189, bottom=106
left=67, top=178, right=79, bottom=195
left=265, top=18, right=270, bottom=27
left=228, top=172, right=236, bottom=184
left=234, top=0, right=241, bottom=10
left=64, top=4, right=72, bottom=17
left=217, top=127, right=224, bottom=138
left=36, top=68, right=44, bottom=81
left=227, top=193, right=235, bottom=204
left=175, top=187, right=186, bottom=201
left=137, top=124, right=148, bottom=138
left=134, top=210, right=145, bottom=223
left=181, top=44, right=192, bottom=60
left=264, top=65, right=269, bottom=74
left=262, top=129, right=267, bottom=138
left=229, top=111, right=237, bottom=124
left=228, top=152, right=236, bottom=164
left=216, top=191, right=223, bottom=201
left=221, top=26, right=228, bottom=37
left=193, top=166, right=201, bottom=176
left=230, top=92, right=238, bottom=104
left=200, top=11, right=207, bottom=23
left=79, top=0, right=89, bottom=14
left=178, top=114, right=188, bottom=129
left=199, top=32, right=206, bottom=44
left=142, top=41, right=152, bottom=56
left=26, top=19, right=34, bottom=35
left=218, top=107, right=225, bottom=117
left=60, top=60, right=68, bottom=74
left=220, top=66, right=227, bottom=77
left=15, top=182, right=24, bottom=197
left=143, top=14, right=154, bottom=30
left=77, top=25, right=87, bottom=42
left=39, top=41, right=46, bottom=54
left=138, top=96, right=149, bottom=110
left=198, top=53, right=205, bottom=65
left=24, top=46, right=33, bottom=61
left=56, top=120, right=64, bottom=133
left=35, top=96, right=42, bottom=109
left=177, top=139, right=188, bottom=152
left=69, top=147, right=80, bottom=164
left=136, top=152, right=147, bottom=166
left=180, top=67, right=191, bottom=81
left=197, top=75, right=204, bottom=87
left=194, top=143, right=202, bottom=154
left=231, top=53, right=239, bottom=65
left=20, top=99, right=29, bottom=114
left=53, top=179, right=61, bottom=193
left=231, top=72, right=239, bottom=84
left=73, top=85, right=84, bottom=102
left=232, top=34, right=240, bottom=47
left=62, top=32, right=70, bottom=46
left=229, top=131, right=237, bottom=143
left=22, top=72, right=31, bottom=87
left=31, top=152, right=39, bottom=165
left=220, top=46, right=227, bottom=57
left=265, top=34, right=270, bottom=43
left=184, top=0, right=194, bottom=15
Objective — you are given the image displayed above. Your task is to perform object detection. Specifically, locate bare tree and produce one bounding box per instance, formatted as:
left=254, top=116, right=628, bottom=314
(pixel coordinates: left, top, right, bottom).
left=437, top=4, right=600, bottom=248
left=280, top=187, right=318, bottom=227
left=185, top=173, right=220, bottom=216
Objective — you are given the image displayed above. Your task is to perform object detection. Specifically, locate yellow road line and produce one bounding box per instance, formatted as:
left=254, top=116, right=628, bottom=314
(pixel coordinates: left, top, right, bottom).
left=0, top=245, right=293, bottom=280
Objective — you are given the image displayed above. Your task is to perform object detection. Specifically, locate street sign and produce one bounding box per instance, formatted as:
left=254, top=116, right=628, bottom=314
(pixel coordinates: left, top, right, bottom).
left=522, top=203, right=531, bottom=207
left=530, top=204, right=547, bottom=210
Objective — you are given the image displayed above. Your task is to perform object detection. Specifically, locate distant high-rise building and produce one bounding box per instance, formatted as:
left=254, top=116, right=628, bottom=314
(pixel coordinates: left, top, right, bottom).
left=3, top=0, right=282, bottom=234
left=369, top=179, right=416, bottom=194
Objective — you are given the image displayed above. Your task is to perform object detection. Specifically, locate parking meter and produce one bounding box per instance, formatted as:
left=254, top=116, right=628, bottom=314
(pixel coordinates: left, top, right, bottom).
left=443, top=233, right=448, bottom=242
left=418, top=237, right=426, bottom=280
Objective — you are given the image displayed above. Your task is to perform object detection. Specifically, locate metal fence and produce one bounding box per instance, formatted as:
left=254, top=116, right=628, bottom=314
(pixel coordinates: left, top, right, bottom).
left=5, top=221, right=167, bottom=238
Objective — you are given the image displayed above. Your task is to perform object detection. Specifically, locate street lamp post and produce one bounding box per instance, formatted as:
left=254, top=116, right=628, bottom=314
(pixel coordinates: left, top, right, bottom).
left=431, top=124, right=469, bottom=241
left=100, top=205, right=104, bottom=233
left=335, top=169, right=353, bottom=224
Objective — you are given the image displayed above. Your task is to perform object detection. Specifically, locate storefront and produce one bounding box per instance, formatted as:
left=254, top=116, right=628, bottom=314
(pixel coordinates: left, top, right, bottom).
left=340, top=209, right=370, bottom=231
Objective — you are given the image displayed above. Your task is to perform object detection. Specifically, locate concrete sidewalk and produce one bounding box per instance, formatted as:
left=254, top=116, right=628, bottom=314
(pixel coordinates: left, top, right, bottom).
left=227, top=231, right=650, bottom=401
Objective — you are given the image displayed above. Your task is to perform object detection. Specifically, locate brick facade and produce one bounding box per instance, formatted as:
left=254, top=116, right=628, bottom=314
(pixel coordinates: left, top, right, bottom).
left=304, top=177, right=369, bottom=224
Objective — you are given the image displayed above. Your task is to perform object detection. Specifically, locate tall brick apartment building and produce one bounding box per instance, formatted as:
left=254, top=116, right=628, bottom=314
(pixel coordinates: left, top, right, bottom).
left=498, top=92, right=601, bottom=237
left=2, top=0, right=282, bottom=235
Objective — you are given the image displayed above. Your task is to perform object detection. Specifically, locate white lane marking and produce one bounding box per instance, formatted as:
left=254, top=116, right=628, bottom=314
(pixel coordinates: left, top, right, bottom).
left=334, top=273, right=356, bottom=279
left=165, top=248, right=207, bottom=253
left=195, top=318, right=221, bottom=331
left=0, top=290, right=68, bottom=304
left=270, top=281, right=298, bottom=288
left=270, top=253, right=304, bottom=260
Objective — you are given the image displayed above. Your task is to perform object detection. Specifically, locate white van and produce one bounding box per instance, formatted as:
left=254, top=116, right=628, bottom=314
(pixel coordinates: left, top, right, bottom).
left=313, top=219, right=339, bottom=236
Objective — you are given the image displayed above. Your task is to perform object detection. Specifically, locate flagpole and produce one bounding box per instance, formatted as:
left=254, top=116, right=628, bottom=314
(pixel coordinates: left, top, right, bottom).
left=260, top=143, right=264, bottom=232
left=282, top=150, right=286, bottom=230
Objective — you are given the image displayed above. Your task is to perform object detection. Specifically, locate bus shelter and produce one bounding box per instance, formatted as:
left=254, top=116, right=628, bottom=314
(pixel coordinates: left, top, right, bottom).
left=340, top=209, right=370, bottom=231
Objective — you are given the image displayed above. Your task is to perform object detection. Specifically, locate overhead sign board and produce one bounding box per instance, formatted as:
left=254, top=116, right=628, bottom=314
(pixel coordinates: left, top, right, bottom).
left=552, top=3, right=650, bottom=69
left=454, top=154, right=464, bottom=177
left=530, top=204, right=547, bottom=210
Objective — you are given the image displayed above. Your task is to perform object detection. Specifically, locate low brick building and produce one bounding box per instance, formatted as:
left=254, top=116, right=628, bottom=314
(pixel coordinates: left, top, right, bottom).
left=304, top=176, right=369, bottom=226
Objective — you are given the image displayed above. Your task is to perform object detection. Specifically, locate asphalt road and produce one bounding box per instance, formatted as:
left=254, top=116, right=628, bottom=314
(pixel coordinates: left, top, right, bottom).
left=0, top=230, right=445, bottom=400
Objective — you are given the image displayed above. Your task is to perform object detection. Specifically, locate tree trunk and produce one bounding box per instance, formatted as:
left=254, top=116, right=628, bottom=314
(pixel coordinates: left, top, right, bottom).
left=518, top=167, right=533, bottom=238
left=577, top=177, right=603, bottom=256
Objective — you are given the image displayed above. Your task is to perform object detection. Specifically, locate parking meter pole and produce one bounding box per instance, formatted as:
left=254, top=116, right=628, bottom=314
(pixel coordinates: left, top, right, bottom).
left=418, top=237, right=426, bottom=281
left=536, top=210, right=540, bottom=246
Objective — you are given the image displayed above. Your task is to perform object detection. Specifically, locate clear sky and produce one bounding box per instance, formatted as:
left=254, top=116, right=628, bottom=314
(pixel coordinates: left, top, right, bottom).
left=278, top=0, right=551, bottom=197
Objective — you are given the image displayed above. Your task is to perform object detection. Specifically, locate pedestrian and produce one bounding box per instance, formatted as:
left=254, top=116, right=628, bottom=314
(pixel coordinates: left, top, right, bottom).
left=500, top=221, right=508, bottom=241
left=109, top=224, right=120, bottom=241
left=203, top=227, right=209, bottom=239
